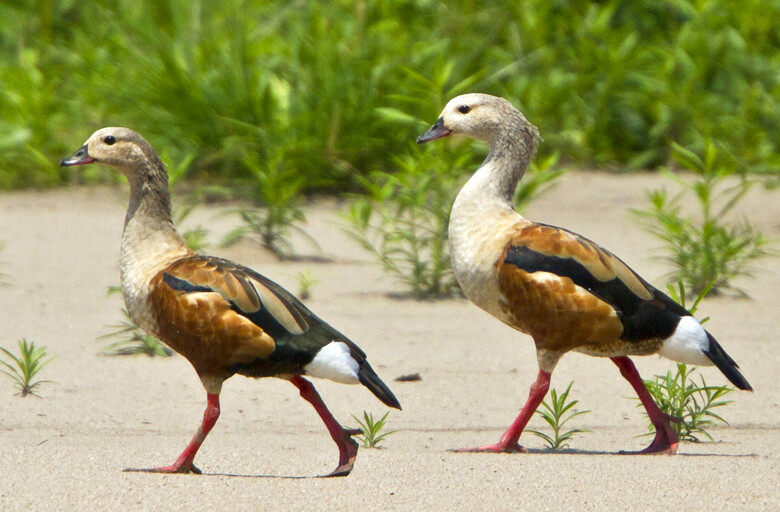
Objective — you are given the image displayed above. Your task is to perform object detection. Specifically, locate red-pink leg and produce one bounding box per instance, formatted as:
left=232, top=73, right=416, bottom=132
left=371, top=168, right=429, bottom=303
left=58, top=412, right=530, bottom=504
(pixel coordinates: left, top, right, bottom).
left=291, top=376, right=360, bottom=477
left=611, top=356, right=678, bottom=455
left=457, top=369, right=551, bottom=453
left=125, top=392, right=221, bottom=474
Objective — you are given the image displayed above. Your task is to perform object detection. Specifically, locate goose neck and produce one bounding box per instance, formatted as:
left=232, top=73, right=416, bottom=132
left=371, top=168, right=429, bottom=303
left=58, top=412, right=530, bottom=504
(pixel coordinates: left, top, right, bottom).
left=124, top=160, right=174, bottom=228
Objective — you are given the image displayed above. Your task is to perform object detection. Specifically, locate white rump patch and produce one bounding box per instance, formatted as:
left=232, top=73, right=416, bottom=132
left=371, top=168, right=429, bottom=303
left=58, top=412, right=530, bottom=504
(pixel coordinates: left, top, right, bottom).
left=658, top=316, right=712, bottom=365
left=304, top=341, right=360, bottom=384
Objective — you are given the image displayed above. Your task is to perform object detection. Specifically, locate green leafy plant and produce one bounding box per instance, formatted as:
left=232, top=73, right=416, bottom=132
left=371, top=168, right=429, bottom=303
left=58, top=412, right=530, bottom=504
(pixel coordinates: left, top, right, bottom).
left=634, top=141, right=774, bottom=295
left=527, top=381, right=590, bottom=450
left=351, top=410, right=398, bottom=449
left=295, top=269, right=320, bottom=300
left=2, top=1, right=779, bottom=191
left=0, top=339, right=54, bottom=397
left=640, top=363, right=734, bottom=443
left=345, top=146, right=468, bottom=299
left=221, top=151, right=317, bottom=259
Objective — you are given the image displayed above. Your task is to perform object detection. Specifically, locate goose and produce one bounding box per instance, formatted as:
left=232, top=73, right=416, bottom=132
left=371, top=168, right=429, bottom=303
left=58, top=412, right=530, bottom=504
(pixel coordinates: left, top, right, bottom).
left=60, top=128, right=401, bottom=476
left=417, top=93, right=752, bottom=454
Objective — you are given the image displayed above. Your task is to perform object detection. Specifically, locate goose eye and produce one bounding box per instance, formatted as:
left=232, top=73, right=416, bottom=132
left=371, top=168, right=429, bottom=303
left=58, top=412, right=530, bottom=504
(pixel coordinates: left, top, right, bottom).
left=104, top=135, right=116, bottom=145
left=458, top=105, right=471, bottom=114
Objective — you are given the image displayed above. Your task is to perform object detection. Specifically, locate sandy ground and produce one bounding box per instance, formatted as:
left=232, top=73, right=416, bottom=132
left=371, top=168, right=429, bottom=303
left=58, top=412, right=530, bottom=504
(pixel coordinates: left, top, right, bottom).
left=0, top=172, right=778, bottom=511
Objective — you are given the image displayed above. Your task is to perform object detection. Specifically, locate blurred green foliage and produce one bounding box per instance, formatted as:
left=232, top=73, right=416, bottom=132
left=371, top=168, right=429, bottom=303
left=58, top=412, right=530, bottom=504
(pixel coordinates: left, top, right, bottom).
left=0, top=0, right=777, bottom=192
left=634, top=141, right=774, bottom=295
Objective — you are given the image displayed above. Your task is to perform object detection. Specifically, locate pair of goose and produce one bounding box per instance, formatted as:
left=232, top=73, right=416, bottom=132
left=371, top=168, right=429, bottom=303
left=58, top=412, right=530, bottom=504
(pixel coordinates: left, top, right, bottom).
left=60, top=93, right=752, bottom=477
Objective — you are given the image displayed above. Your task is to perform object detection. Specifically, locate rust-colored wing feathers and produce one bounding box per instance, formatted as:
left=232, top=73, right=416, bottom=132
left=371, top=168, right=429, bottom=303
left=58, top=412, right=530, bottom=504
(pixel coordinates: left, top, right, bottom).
left=498, top=262, right=624, bottom=353
left=148, top=255, right=317, bottom=376
left=497, top=222, right=678, bottom=356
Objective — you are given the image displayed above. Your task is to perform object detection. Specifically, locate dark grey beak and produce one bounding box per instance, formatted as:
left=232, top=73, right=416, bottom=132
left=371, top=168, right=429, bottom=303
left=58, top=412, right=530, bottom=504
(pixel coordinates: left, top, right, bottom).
left=416, top=117, right=452, bottom=144
left=60, top=144, right=95, bottom=166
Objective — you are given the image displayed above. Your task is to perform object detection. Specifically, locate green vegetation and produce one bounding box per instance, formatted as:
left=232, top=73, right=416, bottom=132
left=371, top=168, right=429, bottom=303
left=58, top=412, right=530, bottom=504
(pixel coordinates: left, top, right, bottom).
left=295, top=269, right=320, bottom=300
left=528, top=381, right=590, bottom=450
left=1, top=1, right=776, bottom=192
left=0, top=339, right=54, bottom=397
left=640, top=362, right=734, bottom=443
left=634, top=141, right=774, bottom=295
left=351, top=410, right=398, bottom=449
left=344, top=145, right=467, bottom=299
left=221, top=204, right=313, bottom=260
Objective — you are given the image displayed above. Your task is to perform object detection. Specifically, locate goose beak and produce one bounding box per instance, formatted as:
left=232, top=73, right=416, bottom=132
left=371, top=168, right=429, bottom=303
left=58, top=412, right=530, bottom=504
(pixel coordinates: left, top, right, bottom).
left=416, top=118, right=452, bottom=144
left=60, top=144, right=95, bottom=166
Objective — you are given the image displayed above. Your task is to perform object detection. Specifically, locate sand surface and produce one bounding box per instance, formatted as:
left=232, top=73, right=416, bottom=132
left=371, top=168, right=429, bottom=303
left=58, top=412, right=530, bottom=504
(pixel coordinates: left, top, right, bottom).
left=0, top=172, right=778, bottom=511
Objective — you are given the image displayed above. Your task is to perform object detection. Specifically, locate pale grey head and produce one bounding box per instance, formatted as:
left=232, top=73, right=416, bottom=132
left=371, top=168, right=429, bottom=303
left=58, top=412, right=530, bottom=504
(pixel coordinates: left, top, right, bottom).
left=60, top=127, right=164, bottom=177
left=417, top=93, right=540, bottom=150
left=60, top=127, right=172, bottom=223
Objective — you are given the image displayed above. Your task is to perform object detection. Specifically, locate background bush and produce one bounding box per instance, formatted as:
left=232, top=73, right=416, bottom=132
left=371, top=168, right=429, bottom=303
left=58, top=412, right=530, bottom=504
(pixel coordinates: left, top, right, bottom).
left=1, top=0, right=777, bottom=192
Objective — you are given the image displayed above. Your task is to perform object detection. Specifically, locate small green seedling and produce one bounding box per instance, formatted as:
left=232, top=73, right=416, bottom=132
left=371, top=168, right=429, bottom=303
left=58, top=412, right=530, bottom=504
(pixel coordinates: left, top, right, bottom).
left=640, top=363, right=733, bottom=443
left=351, top=411, right=398, bottom=449
left=0, top=339, right=54, bottom=397
left=528, top=381, right=590, bottom=450
left=296, top=269, right=320, bottom=300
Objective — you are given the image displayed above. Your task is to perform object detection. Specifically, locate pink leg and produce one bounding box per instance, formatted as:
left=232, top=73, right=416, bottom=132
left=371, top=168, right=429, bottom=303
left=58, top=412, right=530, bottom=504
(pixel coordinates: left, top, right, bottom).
left=291, top=376, right=360, bottom=477
left=457, top=369, right=551, bottom=453
left=125, top=392, right=221, bottom=474
left=611, top=356, right=678, bottom=455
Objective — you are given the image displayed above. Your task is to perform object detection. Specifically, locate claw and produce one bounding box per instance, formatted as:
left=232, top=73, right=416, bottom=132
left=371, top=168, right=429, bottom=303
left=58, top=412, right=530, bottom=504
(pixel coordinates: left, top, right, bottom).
left=322, top=460, right=356, bottom=478
left=124, top=463, right=202, bottom=474
left=452, top=443, right=528, bottom=454
left=620, top=414, right=679, bottom=455
left=320, top=436, right=358, bottom=477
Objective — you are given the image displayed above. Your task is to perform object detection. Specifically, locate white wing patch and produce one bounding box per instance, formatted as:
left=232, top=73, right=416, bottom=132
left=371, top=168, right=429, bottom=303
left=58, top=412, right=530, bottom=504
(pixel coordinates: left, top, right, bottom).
left=304, top=341, right=360, bottom=384
left=658, top=316, right=712, bottom=365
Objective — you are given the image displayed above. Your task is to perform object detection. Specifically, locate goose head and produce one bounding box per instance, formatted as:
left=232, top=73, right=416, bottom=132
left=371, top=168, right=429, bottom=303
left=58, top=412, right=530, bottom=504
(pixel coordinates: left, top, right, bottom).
left=60, top=127, right=160, bottom=177
left=417, top=93, right=523, bottom=144
left=417, top=92, right=540, bottom=159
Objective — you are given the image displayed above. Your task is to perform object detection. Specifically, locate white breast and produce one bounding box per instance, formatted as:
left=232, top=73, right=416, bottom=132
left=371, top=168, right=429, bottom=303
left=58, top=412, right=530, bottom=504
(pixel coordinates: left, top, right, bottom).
left=448, top=182, right=524, bottom=320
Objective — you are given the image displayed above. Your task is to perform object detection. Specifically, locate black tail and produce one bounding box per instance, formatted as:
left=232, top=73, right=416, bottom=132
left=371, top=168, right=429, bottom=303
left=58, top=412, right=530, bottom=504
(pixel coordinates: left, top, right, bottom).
left=358, top=362, right=402, bottom=410
left=704, top=332, right=753, bottom=391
